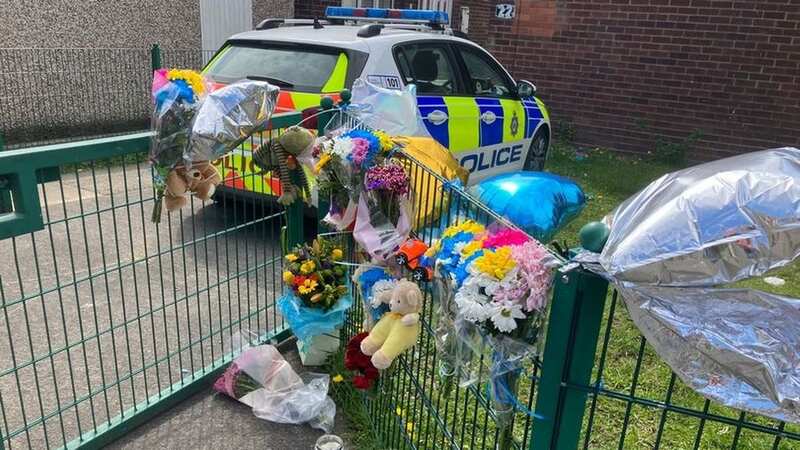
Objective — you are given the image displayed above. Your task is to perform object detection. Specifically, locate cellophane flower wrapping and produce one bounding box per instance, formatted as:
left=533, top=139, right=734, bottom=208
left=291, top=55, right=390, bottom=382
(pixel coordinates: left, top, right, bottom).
left=187, top=80, right=279, bottom=164
left=279, top=239, right=352, bottom=344
left=213, top=343, right=336, bottom=432
left=432, top=222, right=558, bottom=437
left=278, top=290, right=353, bottom=344
left=149, top=69, right=209, bottom=193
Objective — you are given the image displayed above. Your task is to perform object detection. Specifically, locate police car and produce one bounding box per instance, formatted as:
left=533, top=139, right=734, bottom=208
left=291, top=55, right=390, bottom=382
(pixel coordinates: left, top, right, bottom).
left=204, top=7, right=551, bottom=196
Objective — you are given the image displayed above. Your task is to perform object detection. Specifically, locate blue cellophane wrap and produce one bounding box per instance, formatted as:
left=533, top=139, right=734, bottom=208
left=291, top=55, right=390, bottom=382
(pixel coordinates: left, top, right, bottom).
left=471, top=171, right=586, bottom=242
left=356, top=267, right=392, bottom=322
left=277, top=290, right=353, bottom=343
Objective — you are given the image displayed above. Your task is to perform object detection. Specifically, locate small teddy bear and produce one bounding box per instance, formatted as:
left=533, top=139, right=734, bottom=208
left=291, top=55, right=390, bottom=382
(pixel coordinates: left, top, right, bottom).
left=360, top=279, right=422, bottom=370
left=163, top=161, right=222, bottom=211
left=253, top=125, right=314, bottom=205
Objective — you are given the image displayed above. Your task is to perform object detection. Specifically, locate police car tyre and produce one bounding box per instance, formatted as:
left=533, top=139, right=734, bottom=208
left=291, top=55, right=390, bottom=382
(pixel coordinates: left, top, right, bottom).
left=524, top=129, right=549, bottom=171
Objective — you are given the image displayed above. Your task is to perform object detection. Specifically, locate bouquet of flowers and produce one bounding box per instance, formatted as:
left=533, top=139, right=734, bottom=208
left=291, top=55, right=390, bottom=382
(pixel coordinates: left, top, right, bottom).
left=278, top=239, right=353, bottom=343
left=149, top=68, right=208, bottom=222
left=432, top=221, right=557, bottom=449
left=309, top=128, right=398, bottom=230
left=213, top=344, right=336, bottom=431
left=344, top=332, right=380, bottom=390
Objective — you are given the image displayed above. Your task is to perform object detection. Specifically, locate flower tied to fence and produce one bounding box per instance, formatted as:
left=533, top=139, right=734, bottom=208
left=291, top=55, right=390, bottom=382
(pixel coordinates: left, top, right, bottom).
left=430, top=221, right=559, bottom=448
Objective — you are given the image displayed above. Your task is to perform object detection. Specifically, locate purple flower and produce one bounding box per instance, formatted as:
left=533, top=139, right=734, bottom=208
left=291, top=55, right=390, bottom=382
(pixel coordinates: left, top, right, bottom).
left=365, top=164, right=410, bottom=195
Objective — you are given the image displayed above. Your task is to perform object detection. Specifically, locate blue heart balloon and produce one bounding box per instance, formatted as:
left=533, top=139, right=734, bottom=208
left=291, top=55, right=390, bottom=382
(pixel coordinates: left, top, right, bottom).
left=471, top=171, right=586, bottom=242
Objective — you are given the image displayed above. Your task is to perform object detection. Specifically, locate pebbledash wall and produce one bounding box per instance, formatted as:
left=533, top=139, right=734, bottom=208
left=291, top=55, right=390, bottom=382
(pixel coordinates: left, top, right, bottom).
left=296, top=0, right=799, bottom=161
left=0, top=0, right=293, bottom=146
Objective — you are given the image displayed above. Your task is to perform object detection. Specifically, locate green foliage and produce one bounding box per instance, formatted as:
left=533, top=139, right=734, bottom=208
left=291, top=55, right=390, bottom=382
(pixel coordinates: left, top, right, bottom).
left=651, top=129, right=704, bottom=166
left=554, top=120, right=577, bottom=145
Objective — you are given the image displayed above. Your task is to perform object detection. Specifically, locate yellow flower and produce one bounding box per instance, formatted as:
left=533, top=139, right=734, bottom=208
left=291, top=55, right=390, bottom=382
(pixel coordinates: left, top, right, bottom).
left=395, top=407, right=404, bottom=417
left=405, top=422, right=414, bottom=433
left=166, top=69, right=206, bottom=97
left=300, top=260, right=316, bottom=274
left=474, top=247, right=516, bottom=280
left=297, top=278, right=318, bottom=295
left=314, top=153, right=332, bottom=174
left=374, top=130, right=395, bottom=152
left=332, top=374, right=344, bottom=383
left=331, top=248, right=343, bottom=261
left=282, top=271, right=294, bottom=284
left=424, top=240, right=441, bottom=257
left=285, top=253, right=298, bottom=262
left=461, top=238, right=486, bottom=258
left=442, top=220, right=485, bottom=238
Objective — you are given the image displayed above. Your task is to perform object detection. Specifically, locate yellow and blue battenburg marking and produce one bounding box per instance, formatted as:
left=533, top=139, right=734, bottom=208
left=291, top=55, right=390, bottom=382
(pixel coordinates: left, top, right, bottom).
left=418, top=95, right=546, bottom=153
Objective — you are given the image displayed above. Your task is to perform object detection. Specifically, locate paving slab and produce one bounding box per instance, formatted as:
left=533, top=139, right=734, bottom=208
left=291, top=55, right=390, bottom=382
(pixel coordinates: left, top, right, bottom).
left=107, top=345, right=350, bottom=450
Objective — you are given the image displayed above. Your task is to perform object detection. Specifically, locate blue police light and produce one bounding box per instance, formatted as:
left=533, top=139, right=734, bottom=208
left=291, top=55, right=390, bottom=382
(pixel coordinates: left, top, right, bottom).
left=325, top=7, right=449, bottom=25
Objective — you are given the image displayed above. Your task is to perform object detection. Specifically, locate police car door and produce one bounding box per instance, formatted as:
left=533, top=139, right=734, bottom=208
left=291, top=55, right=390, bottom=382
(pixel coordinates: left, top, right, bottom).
left=393, top=42, right=481, bottom=167
left=452, top=43, right=535, bottom=183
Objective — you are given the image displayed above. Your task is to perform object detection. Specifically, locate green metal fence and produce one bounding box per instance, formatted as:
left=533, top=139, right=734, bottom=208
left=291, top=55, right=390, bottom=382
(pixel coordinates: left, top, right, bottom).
left=0, top=112, right=302, bottom=449
left=318, top=99, right=800, bottom=449
left=2, top=90, right=800, bottom=450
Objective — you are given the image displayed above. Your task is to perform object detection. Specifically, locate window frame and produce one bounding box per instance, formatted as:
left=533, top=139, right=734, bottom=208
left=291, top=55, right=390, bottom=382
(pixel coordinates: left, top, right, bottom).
left=451, top=43, right=519, bottom=100
left=391, top=40, right=470, bottom=97
left=203, top=40, right=369, bottom=93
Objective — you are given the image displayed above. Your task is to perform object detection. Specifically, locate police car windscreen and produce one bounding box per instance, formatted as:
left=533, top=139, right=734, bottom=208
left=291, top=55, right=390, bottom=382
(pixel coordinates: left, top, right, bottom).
left=205, top=45, right=342, bottom=92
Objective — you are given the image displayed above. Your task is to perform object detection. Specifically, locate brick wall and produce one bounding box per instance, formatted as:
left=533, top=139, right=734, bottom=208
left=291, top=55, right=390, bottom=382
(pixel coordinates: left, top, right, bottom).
left=452, top=0, right=800, bottom=161
left=295, top=0, right=415, bottom=18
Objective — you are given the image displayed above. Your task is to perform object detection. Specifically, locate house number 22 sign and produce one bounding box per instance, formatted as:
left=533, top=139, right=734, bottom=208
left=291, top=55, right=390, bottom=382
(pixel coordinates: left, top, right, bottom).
left=495, top=4, right=515, bottom=19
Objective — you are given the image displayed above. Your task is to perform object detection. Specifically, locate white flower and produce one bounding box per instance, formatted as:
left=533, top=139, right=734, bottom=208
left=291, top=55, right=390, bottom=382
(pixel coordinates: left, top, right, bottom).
left=488, top=302, right=526, bottom=333
left=454, top=282, right=490, bottom=322
left=331, top=137, right=354, bottom=158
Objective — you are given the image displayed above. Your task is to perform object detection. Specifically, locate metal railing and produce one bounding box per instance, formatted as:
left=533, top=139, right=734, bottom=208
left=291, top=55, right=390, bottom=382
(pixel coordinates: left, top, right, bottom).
left=0, top=112, right=302, bottom=449
left=1, top=88, right=799, bottom=450
left=316, top=99, right=800, bottom=449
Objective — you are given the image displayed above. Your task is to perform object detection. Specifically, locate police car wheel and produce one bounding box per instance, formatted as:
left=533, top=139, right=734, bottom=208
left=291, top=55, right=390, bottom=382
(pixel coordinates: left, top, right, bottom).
left=524, top=131, right=549, bottom=171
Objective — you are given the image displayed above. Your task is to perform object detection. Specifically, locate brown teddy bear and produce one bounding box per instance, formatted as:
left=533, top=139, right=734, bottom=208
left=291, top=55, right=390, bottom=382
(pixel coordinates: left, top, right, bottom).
left=163, top=161, right=222, bottom=211
left=360, top=280, right=422, bottom=370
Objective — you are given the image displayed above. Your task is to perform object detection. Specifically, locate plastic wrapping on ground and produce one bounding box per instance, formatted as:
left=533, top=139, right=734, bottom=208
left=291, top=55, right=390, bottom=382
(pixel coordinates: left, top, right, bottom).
left=215, top=344, right=336, bottom=432
left=348, top=78, right=430, bottom=137
left=187, top=80, right=279, bottom=164
left=575, top=147, right=800, bottom=424
left=277, top=290, right=353, bottom=343
left=470, top=171, right=586, bottom=242
left=353, top=191, right=413, bottom=262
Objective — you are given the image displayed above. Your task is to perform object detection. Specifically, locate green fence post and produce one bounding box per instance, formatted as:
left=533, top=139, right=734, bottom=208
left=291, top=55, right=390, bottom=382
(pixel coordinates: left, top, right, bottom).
left=0, top=133, right=11, bottom=214
left=531, top=268, right=609, bottom=450
left=151, top=44, right=162, bottom=71
left=316, top=96, right=335, bottom=227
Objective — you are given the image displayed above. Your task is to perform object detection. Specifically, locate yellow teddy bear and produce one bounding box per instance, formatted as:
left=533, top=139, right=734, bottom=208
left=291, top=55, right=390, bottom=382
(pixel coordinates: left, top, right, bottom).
left=360, top=280, right=422, bottom=370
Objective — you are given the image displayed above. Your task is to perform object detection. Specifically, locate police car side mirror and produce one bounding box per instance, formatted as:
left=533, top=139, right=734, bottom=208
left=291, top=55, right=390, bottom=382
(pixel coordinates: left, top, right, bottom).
left=517, top=80, right=536, bottom=98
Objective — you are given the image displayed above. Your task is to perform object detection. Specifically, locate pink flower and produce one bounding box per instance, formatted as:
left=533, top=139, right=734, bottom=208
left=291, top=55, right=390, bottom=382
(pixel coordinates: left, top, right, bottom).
left=213, top=362, right=241, bottom=398
left=511, top=240, right=553, bottom=312
left=350, top=138, right=371, bottom=166
left=483, top=229, right=530, bottom=249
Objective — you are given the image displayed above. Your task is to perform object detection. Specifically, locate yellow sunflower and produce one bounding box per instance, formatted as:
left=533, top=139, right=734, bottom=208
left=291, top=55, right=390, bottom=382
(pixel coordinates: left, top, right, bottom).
left=297, top=278, right=318, bottom=295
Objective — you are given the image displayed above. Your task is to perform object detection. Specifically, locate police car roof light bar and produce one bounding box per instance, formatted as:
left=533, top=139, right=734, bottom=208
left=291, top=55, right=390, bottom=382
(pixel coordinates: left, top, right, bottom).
left=325, top=7, right=449, bottom=27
